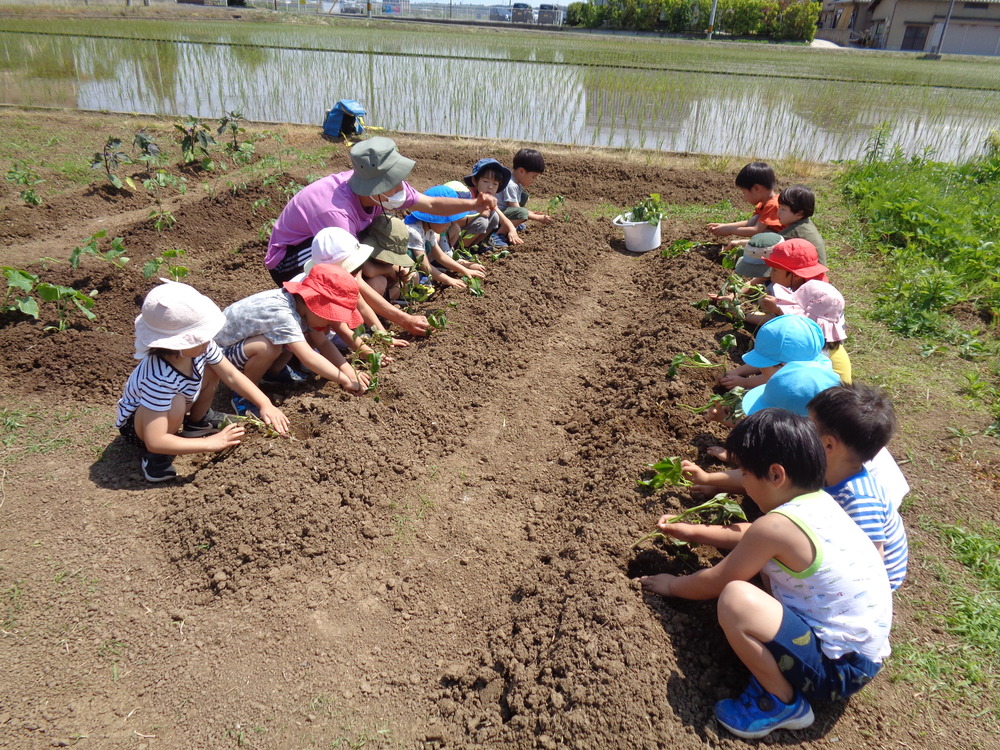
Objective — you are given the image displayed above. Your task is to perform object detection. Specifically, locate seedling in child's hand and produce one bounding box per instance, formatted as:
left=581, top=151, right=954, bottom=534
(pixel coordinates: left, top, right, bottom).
left=638, top=456, right=691, bottom=490
left=633, top=494, right=747, bottom=548
left=677, top=387, right=746, bottom=422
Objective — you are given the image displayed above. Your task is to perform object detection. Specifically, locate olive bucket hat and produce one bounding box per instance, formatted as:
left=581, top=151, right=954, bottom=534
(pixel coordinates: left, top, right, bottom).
left=347, top=137, right=416, bottom=197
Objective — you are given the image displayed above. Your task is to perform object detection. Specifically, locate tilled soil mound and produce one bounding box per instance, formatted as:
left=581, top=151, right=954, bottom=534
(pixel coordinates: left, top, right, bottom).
left=0, top=126, right=989, bottom=750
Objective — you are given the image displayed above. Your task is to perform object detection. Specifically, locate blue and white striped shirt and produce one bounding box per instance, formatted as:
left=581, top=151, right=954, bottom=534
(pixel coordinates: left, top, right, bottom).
left=827, top=467, right=908, bottom=591
left=115, top=342, right=223, bottom=427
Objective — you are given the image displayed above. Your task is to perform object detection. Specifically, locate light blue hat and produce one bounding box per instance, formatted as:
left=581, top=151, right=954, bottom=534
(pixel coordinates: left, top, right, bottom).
left=742, top=360, right=840, bottom=417
left=404, top=185, right=473, bottom=225
left=742, top=315, right=826, bottom=369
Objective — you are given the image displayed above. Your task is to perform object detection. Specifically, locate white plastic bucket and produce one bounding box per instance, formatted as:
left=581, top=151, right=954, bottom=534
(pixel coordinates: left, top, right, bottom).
left=613, top=214, right=662, bottom=253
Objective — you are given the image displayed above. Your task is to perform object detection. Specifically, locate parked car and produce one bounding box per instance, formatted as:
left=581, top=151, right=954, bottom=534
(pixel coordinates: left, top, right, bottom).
left=537, top=3, right=561, bottom=24
left=489, top=6, right=512, bottom=21
left=511, top=2, right=535, bottom=23
left=340, top=1, right=363, bottom=13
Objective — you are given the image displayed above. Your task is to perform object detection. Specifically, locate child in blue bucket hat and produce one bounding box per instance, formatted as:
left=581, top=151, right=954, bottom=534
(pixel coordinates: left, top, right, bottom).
left=719, top=315, right=832, bottom=391
left=404, top=185, right=487, bottom=290
left=456, top=158, right=525, bottom=251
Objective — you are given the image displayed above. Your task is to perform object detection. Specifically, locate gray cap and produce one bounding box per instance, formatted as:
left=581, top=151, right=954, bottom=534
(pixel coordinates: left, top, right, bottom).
left=347, top=137, right=415, bottom=196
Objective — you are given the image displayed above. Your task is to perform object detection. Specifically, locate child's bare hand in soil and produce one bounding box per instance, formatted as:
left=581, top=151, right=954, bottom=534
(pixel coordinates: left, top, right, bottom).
left=538, top=213, right=554, bottom=225
left=458, top=262, right=486, bottom=278
left=507, top=229, right=524, bottom=246
left=441, top=276, right=467, bottom=289
left=720, top=373, right=752, bottom=389
left=655, top=515, right=700, bottom=543
left=343, top=373, right=370, bottom=396
left=704, top=404, right=731, bottom=423
left=639, top=572, right=678, bottom=597
left=681, top=460, right=711, bottom=485
left=259, top=405, right=290, bottom=436
left=401, top=314, right=430, bottom=337
left=204, top=423, right=244, bottom=451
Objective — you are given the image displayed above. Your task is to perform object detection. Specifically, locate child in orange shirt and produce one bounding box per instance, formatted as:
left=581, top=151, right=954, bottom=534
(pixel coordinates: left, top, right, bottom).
left=707, top=162, right=781, bottom=240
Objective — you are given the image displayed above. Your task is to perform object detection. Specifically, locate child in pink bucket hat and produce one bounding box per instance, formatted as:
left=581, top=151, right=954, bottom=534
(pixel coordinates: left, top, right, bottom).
left=775, top=279, right=851, bottom=384
left=115, top=281, right=290, bottom=483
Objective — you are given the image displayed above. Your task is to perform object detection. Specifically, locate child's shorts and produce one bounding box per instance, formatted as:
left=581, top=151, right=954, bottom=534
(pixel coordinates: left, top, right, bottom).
left=765, top=602, right=882, bottom=703
left=118, top=414, right=145, bottom=448
left=465, top=211, right=499, bottom=236
left=222, top=341, right=249, bottom=371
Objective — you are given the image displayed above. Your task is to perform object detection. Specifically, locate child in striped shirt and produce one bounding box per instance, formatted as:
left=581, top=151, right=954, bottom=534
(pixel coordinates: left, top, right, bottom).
left=115, top=282, right=289, bottom=483
left=808, top=384, right=908, bottom=590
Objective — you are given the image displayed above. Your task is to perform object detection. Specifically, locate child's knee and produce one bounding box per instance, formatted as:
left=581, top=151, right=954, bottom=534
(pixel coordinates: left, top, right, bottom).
left=718, top=580, right=762, bottom=623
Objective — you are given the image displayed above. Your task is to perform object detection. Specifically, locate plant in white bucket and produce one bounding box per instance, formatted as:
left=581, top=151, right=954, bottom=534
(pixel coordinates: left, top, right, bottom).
left=613, top=193, right=665, bottom=253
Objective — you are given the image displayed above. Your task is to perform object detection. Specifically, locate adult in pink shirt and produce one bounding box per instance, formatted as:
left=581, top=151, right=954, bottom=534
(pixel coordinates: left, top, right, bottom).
left=266, top=137, right=495, bottom=336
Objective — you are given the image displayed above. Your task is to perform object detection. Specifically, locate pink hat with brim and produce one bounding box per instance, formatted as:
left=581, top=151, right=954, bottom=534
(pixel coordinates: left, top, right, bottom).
left=283, top=264, right=363, bottom=329
left=765, top=238, right=828, bottom=280
left=133, top=281, right=226, bottom=359
left=793, top=280, right=847, bottom=342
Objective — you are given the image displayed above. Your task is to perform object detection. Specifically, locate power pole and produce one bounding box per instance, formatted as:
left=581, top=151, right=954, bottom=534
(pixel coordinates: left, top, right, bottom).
left=706, top=0, right=719, bottom=39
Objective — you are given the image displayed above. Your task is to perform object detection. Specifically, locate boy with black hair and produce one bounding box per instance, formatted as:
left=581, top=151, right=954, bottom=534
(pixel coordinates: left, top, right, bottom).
left=808, top=385, right=908, bottom=590
left=641, top=408, right=893, bottom=740
left=707, top=161, right=782, bottom=240
left=777, top=184, right=826, bottom=264
left=455, top=158, right=524, bottom=250
left=497, top=148, right=554, bottom=230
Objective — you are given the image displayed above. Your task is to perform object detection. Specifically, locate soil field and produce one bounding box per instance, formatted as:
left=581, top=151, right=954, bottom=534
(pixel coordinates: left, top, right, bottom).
left=1, top=109, right=998, bottom=750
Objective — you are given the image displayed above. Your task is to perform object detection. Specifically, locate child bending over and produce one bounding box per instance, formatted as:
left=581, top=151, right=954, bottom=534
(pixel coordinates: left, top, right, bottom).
left=458, top=159, right=524, bottom=250
left=404, top=185, right=487, bottom=290
left=211, top=264, right=370, bottom=416
left=774, top=279, right=851, bottom=384
left=719, top=314, right=828, bottom=391
left=707, top=162, right=782, bottom=241
left=641, top=409, right=893, bottom=739
left=115, top=282, right=290, bottom=483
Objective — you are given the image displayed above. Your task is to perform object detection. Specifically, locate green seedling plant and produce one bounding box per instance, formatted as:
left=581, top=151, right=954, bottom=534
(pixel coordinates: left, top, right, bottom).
left=217, top=110, right=255, bottom=165
left=720, top=244, right=744, bottom=270
left=69, top=230, right=129, bottom=271
left=637, top=456, right=691, bottom=490
left=175, top=116, right=216, bottom=168
left=427, top=310, right=448, bottom=331
left=626, top=193, right=665, bottom=224
left=677, top=387, right=747, bottom=422
left=352, top=327, right=394, bottom=402
left=665, top=351, right=721, bottom=378
left=716, top=334, right=738, bottom=355
left=489, top=249, right=511, bottom=262
left=5, top=161, right=43, bottom=206
left=3, top=267, right=40, bottom=319
left=546, top=195, right=569, bottom=222
left=695, top=275, right=767, bottom=330
left=132, top=129, right=161, bottom=163
left=142, top=170, right=187, bottom=231
left=661, top=238, right=699, bottom=259
left=143, top=249, right=189, bottom=282
left=36, top=282, right=98, bottom=331
left=633, top=494, right=748, bottom=548
left=91, top=137, right=135, bottom=191
left=463, top=276, right=485, bottom=298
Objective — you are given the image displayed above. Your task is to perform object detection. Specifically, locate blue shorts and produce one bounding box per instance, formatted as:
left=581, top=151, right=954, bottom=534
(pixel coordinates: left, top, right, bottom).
left=765, top=602, right=882, bottom=703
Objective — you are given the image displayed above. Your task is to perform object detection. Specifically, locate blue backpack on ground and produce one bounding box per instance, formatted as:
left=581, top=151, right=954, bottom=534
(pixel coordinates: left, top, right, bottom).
left=323, top=100, right=367, bottom=138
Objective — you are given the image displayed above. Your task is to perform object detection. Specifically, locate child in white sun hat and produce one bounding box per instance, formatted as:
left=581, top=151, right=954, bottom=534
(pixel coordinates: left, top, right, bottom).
left=115, top=281, right=290, bottom=483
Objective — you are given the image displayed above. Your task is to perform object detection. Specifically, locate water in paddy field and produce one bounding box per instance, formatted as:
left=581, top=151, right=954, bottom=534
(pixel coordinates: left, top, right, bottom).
left=1, top=31, right=997, bottom=162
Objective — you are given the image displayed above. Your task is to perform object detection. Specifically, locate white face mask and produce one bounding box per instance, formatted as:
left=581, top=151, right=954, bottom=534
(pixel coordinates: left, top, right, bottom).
left=380, top=188, right=406, bottom=209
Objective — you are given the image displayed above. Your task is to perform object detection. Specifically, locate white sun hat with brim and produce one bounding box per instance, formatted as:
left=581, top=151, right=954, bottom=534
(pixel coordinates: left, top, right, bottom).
left=347, top=137, right=415, bottom=196
left=303, top=227, right=374, bottom=275
left=133, top=280, right=227, bottom=359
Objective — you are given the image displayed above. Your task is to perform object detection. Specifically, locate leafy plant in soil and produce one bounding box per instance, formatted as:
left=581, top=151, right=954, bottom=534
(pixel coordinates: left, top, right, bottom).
left=637, top=456, right=691, bottom=490
left=175, top=116, right=216, bottom=168
left=69, top=230, right=129, bottom=271
left=3, top=267, right=41, bottom=319
left=5, top=161, right=43, bottom=206
left=546, top=195, right=569, bottom=222
left=633, top=494, right=748, bottom=548
left=132, top=129, right=161, bottom=162
left=143, top=170, right=187, bottom=231
left=427, top=310, right=448, bottom=331
left=352, top=328, right=394, bottom=402
left=694, top=275, right=766, bottom=330
left=677, top=387, right=747, bottom=422
left=91, top=137, right=135, bottom=191
left=661, top=238, right=701, bottom=259
left=665, top=351, right=721, bottom=378
left=36, top=283, right=98, bottom=331
left=626, top=193, right=665, bottom=224
left=489, top=249, right=511, bottom=262
left=217, top=110, right=255, bottom=165
left=715, top=333, right=738, bottom=355
left=143, top=249, right=190, bottom=282
left=463, top=276, right=485, bottom=297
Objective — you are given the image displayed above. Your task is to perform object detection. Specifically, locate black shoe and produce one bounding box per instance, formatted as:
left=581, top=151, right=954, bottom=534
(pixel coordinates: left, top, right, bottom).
left=180, top=408, right=232, bottom=437
left=141, top=452, right=177, bottom=483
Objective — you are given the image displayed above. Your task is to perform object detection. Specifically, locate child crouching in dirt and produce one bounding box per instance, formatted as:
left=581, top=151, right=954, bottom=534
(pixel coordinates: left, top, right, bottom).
left=640, top=409, right=893, bottom=739
left=404, top=185, right=486, bottom=290
left=211, top=264, right=370, bottom=416
left=115, top=281, right=290, bottom=483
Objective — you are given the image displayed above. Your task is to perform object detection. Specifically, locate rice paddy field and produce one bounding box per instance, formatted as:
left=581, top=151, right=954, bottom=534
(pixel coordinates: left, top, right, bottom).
left=1, top=12, right=999, bottom=159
